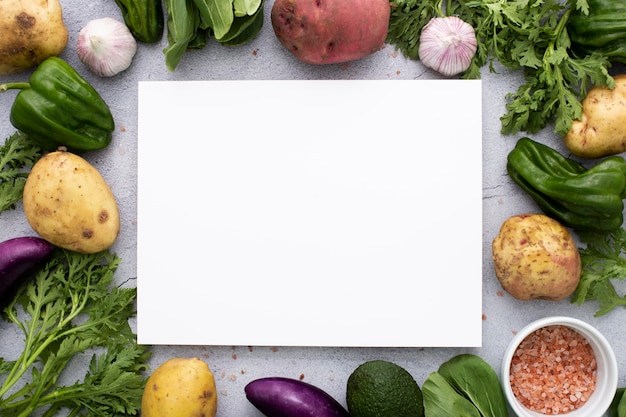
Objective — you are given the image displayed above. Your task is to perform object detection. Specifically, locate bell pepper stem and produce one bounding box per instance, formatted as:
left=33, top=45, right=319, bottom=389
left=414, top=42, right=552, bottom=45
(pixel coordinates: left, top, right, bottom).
left=0, top=82, right=31, bottom=92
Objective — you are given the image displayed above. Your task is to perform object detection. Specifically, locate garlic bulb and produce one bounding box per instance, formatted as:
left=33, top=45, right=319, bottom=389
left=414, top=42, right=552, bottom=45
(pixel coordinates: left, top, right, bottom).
left=418, top=16, right=477, bottom=77
left=77, top=17, right=137, bottom=77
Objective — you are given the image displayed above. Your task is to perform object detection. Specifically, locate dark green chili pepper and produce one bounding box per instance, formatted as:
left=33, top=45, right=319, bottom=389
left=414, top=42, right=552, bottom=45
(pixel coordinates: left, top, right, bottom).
left=507, top=137, right=626, bottom=232
left=507, top=161, right=625, bottom=231
left=114, top=0, right=165, bottom=43
left=0, top=57, right=114, bottom=152
left=568, top=0, right=626, bottom=64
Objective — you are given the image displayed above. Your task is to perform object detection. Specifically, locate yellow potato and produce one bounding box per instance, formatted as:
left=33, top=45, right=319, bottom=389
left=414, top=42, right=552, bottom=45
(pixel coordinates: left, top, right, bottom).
left=23, top=150, right=120, bottom=254
left=564, top=74, right=626, bottom=158
left=0, top=0, right=69, bottom=75
left=142, top=357, right=218, bottom=417
left=492, top=213, right=581, bottom=301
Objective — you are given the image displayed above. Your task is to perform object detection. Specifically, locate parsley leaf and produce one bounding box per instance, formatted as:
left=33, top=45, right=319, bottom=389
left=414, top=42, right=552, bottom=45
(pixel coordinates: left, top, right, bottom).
left=572, top=229, right=626, bottom=316
left=0, top=132, right=42, bottom=213
left=0, top=250, right=151, bottom=417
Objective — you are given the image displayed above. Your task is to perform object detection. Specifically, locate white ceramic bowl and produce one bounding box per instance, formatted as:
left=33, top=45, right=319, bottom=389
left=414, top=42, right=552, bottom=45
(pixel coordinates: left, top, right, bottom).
left=501, top=316, right=618, bottom=417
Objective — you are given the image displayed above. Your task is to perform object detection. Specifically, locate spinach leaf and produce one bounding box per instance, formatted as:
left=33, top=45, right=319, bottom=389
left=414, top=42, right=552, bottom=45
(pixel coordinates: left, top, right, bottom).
left=423, top=354, right=509, bottom=417
left=162, top=0, right=264, bottom=70
left=163, top=0, right=199, bottom=71
left=233, top=0, right=262, bottom=16
left=218, top=1, right=264, bottom=45
left=438, top=354, right=509, bottom=417
left=422, top=371, right=482, bottom=417
left=193, top=0, right=234, bottom=39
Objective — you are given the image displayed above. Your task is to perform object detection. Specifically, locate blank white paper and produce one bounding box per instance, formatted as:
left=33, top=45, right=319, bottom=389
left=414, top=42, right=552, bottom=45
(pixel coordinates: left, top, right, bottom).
left=136, top=79, right=483, bottom=347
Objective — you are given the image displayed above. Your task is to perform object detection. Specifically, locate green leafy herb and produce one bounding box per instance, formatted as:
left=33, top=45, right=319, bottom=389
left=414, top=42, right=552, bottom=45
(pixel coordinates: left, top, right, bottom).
left=572, top=228, right=626, bottom=316
left=387, top=0, right=615, bottom=135
left=163, top=0, right=199, bottom=71
left=0, top=250, right=151, bottom=417
left=422, top=354, right=508, bottom=417
left=423, top=372, right=481, bottom=417
left=0, top=132, right=42, bottom=213
left=163, top=0, right=264, bottom=70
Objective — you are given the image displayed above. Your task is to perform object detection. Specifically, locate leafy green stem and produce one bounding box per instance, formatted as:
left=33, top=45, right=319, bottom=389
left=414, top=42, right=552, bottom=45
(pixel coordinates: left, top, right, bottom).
left=2, top=256, right=90, bottom=390
left=0, top=251, right=147, bottom=416
left=572, top=228, right=626, bottom=316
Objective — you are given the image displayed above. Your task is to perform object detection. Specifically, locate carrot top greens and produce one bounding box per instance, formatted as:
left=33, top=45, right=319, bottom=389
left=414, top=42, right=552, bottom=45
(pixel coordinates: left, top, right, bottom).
left=387, top=0, right=614, bottom=136
left=0, top=250, right=150, bottom=417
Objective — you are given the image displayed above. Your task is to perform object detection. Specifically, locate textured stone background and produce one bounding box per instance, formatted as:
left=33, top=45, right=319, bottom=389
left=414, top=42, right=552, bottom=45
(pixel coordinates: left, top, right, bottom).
left=0, top=1, right=624, bottom=416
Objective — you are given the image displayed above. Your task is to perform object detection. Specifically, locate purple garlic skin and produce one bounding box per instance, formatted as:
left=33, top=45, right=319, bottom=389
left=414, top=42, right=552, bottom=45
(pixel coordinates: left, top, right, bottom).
left=418, top=16, right=477, bottom=77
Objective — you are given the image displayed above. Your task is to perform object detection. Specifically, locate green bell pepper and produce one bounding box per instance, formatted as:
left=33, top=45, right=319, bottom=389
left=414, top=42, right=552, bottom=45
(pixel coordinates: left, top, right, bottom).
left=568, top=0, right=626, bottom=64
left=507, top=137, right=626, bottom=233
left=0, top=57, right=115, bottom=152
left=114, top=0, right=165, bottom=43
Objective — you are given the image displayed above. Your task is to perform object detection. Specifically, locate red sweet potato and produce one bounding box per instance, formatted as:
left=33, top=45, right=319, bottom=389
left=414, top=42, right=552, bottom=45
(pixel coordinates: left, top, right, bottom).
left=271, top=0, right=390, bottom=65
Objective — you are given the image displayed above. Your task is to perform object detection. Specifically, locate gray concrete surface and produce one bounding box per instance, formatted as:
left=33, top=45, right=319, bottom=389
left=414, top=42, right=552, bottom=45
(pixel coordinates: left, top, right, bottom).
left=0, top=0, right=624, bottom=416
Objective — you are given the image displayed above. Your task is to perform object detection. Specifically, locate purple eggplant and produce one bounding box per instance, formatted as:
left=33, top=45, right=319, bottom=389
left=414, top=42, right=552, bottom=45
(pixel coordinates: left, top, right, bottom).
left=245, top=377, right=349, bottom=417
left=0, top=236, right=55, bottom=306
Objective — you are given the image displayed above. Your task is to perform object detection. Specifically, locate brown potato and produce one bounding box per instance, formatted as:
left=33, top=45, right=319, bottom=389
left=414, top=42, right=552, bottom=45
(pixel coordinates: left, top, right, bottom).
left=492, top=214, right=581, bottom=301
left=23, top=150, right=120, bottom=254
left=142, top=357, right=217, bottom=417
left=0, top=0, right=69, bottom=75
left=564, top=74, right=626, bottom=158
left=271, top=0, right=390, bottom=64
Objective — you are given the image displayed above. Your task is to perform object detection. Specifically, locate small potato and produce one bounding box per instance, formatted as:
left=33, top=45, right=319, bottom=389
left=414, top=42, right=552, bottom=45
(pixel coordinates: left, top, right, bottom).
left=23, top=150, right=120, bottom=254
left=0, top=0, right=69, bottom=75
left=492, top=214, right=582, bottom=301
left=271, top=0, right=390, bottom=64
left=142, top=357, right=218, bottom=417
left=564, top=74, right=626, bottom=158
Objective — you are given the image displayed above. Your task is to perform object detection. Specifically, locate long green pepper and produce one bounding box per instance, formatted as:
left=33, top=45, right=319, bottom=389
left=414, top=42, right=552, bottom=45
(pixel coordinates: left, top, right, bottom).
left=0, top=57, right=115, bottom=152
left=507, top=137, right=626, bottom=233
left=114, top=0, right=165, bottom=43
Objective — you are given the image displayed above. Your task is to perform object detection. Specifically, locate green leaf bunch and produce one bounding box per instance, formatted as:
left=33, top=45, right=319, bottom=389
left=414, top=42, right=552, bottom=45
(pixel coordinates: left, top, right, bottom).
left=0, top=250, right=151, bottom=417
left=422, top=354, right=508, bottom=417
left=573, top=228, right=626, bottom=316
left=163, top=0, right=264, bottom=71
left=387, top=0, right=615, bottom=136
left=0, top=132, right=42, bottom=213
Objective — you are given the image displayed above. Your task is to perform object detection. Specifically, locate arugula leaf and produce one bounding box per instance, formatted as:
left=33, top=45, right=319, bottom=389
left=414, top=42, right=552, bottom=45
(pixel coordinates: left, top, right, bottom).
left=572, top=228, right=626, bottom=316
left=386, top=0, right=615, bottom=135
left=0, top=250, right=150, bottom=417
left=0, top=131, right=42, bottom=213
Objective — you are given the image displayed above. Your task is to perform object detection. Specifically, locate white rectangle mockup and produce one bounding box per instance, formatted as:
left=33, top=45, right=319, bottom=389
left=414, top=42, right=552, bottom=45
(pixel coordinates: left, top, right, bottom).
left=137, top=79, right=483, bottom=347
